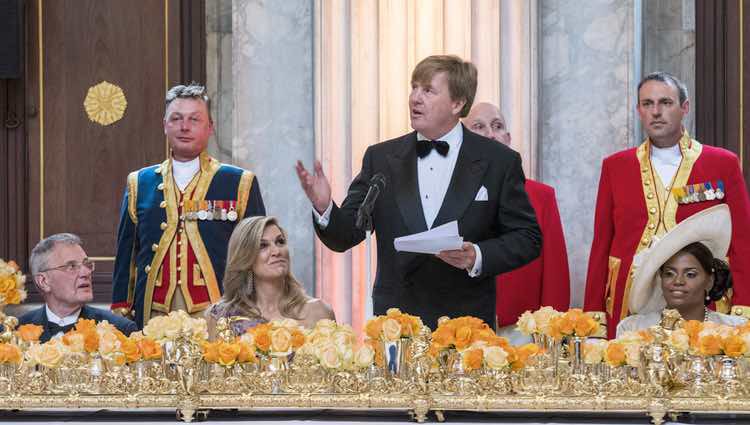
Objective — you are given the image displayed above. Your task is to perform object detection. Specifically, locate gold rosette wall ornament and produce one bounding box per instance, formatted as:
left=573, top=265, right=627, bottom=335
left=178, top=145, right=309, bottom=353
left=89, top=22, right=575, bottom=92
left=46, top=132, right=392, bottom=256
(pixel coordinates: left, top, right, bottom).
left=83, top=81, right=127, bottom=126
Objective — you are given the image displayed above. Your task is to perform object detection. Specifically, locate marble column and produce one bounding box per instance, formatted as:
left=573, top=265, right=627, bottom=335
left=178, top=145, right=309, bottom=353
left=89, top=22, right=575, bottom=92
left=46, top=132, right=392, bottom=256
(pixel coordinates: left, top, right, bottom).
left=642, top=0, right=695, bottom=135
left=539, top=0, right=640, bottom=307
left=231, top=0, right=316, bottom=294
left=206, top=0, right=234, bottom=164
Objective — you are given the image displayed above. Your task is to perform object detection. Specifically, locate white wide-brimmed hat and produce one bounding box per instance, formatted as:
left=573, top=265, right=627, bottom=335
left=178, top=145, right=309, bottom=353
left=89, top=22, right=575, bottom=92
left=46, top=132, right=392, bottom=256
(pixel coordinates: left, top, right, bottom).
left=628, top=204, right=732, bottom=314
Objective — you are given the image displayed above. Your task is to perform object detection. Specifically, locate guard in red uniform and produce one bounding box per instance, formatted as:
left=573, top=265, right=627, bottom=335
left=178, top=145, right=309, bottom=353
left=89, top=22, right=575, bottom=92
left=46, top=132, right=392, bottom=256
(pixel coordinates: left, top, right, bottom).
left=584, top=72, right=750, bottom=338
left=464, top=103, right=570, bottom=342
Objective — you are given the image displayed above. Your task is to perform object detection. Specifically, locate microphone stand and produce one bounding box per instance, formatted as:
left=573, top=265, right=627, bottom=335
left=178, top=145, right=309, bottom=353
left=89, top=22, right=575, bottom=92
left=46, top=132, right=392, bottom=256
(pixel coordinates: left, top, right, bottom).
left=357, top=207, right=374, bottom=320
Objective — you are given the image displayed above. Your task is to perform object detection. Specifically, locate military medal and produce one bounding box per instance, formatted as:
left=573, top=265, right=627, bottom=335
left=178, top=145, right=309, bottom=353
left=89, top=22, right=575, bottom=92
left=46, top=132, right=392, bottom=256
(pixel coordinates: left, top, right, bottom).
left=219, top=200, right=228, bottom=221
left=716, top=180, right=725, bottom=200
left=705, top=182, right=716, bottom=200
left=694, top=184, right=704, bottom=202
left=227, top=201, right=238, bottom=222
left=197, top=200, right=209, bottom=221
left=206, top=201, right=215, bottom=221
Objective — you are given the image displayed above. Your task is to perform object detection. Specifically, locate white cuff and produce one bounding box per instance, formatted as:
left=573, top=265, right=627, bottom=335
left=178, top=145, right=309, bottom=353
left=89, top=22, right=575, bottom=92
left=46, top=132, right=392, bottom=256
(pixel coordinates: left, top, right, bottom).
left=313, top=200, right=334, bottom=229
left=467, top=244, right=482, bottom=277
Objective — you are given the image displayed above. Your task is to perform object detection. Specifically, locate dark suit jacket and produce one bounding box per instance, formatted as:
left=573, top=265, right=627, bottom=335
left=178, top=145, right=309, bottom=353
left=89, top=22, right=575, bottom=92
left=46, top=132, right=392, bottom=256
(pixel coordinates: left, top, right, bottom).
left=18, top=305, right=139, bottom=343
left=315, top=125, right=542, bottom=329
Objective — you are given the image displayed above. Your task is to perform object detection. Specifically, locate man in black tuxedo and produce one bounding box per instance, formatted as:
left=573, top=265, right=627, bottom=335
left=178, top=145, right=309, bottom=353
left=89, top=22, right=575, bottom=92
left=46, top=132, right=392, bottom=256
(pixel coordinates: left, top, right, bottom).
left=295, top=55, right=541, bottom=329
left=19, top=233, right=137, bottom=342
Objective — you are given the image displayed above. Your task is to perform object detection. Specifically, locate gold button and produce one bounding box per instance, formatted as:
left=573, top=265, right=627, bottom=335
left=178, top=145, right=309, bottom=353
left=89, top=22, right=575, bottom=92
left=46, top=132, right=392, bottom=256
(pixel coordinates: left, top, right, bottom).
left=155, top=167, right=162, bottom=174
left=177, top=280, right=182, bottom=285
left=641, top=237, right=649, bottom=245
left=649, top=207, right=656, bottom=214
left=177, top=253, right=182, bottom=259
left=736, top=308, right=744, bottom=315
left=145, top=265, right=151, bottom=273
left=178, top=241, right=182, bottom=246
left=179, top=228, right=184, bottom=233
left=160, top=201, right=167, bottom=208
left=179, top=201, right=184, bottom=207
left=157, top=183, right=165, bottom=191
left=665, top=185, right=671, bottom=190
left=644, top=181, right=650, bottom=186
left=647, top=193, right=654, bottom=199
left=151, top=243, right=159, bottom=252
left=648, top=223, right=655, bottom=230
left=641, top=167, right=648, bottom=172
left=160, top=222, right=168, bottom=230
left=176, top=266, right=181, bottom=272
left=592, top=313, right=600, bottom=320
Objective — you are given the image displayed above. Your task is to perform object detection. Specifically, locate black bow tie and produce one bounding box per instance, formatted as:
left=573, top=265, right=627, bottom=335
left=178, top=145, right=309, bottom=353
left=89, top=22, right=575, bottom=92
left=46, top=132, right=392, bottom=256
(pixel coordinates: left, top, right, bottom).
left=47, top=322, right=76, bottom=336
left=416, top=139, right=449, bottom=158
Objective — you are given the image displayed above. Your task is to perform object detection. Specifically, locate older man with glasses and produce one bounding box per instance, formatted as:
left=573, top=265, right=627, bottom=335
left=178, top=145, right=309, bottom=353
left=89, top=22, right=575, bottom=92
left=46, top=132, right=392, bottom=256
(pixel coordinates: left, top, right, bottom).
left=19, top=233, right=137, bottom=343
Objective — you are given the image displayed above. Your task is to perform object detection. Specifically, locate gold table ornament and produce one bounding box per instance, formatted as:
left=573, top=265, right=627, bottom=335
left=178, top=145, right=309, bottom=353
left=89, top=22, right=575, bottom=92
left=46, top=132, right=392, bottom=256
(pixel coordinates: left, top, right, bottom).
left=83, top=81, right=127, bottom=126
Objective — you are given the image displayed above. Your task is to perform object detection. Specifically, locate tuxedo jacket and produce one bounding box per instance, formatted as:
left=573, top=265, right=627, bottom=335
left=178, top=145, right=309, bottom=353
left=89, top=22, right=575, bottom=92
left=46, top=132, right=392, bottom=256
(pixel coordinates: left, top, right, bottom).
left=18, top=305, right=139, bottom=343
left=496, top=180, right=571, bottom=327
left=315, top=125, right=542, bottom=329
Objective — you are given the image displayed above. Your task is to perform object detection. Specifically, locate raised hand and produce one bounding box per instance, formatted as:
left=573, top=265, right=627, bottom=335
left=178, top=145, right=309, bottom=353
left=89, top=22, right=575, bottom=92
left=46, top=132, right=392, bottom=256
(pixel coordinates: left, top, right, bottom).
left=295, top=160, right=332, bottom=214
left=436, top=242, right=477, bottom=271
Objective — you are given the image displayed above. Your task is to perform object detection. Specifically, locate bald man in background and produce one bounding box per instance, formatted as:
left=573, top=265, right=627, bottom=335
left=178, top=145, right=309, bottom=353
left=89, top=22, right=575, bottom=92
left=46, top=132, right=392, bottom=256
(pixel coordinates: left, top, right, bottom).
left=464, top=103, right=570, bottom=343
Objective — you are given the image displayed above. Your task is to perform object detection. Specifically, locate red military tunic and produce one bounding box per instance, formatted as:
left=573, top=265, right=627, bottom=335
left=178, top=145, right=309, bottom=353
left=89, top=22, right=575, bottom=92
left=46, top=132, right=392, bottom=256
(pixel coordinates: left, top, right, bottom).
left=584, top=132, right=750, bottom=338
left=496, top=180, right=571, bottom=327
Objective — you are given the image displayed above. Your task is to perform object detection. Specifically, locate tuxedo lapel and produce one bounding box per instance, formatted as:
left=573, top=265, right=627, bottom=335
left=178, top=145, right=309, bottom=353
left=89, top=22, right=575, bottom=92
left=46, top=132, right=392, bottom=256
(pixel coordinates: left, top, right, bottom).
left=386, top=132, right=428, bottom=235
left=432, top=128, right=488, bottom=228
left=35, top=307, right=53, bottom=342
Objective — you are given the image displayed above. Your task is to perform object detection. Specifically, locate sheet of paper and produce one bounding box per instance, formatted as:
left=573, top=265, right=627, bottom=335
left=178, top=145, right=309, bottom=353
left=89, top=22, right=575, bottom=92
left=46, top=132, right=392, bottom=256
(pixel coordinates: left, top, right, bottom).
left=393, top=220, right=464, bottom=254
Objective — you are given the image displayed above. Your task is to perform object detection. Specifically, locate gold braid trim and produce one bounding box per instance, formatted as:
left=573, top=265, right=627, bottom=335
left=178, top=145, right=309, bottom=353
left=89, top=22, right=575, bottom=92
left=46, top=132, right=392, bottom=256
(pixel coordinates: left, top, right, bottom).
left=143, top=158, right=176, bottom=324
left=126, top=171, right=139, bottom=224
left=236, top=171, right=256, bottom=219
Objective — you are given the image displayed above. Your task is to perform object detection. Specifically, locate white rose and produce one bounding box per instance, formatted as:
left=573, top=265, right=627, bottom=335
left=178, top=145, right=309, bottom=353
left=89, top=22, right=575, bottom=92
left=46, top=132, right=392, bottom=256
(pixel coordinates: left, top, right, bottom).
left=668, top=329, right=690, bottom=353
left=516, top=311, right=537, bottom=335
left=483, top=346, right=508, bottom=370
left=532, top=306, right=560, bottom=335
left=98, top=331, right=121, bottom=355
left=381, top=318, right=401, bottom=342
left=162, top=317, right=183, bottom=339
left=318, top=343, right=342, bottom=369
left=354, top=345, right=375, bottom=369
left=624, top=342, right=642, bottom=367
left=583, top=341, right=605, bottom=364
left=143, top=317, right=165, bottom=340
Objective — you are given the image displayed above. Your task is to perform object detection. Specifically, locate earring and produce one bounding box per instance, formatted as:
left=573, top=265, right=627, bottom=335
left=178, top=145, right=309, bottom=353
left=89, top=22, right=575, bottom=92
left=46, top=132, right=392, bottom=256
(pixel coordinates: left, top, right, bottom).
left=705, top=291, right=710, bottom=301
left=247, top=271, right=255, bottom=294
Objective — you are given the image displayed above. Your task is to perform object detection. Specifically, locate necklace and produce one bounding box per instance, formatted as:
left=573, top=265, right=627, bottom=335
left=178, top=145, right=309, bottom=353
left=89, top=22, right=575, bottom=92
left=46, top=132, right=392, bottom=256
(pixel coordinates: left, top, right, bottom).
left=703, top=307, right=710, bottom=322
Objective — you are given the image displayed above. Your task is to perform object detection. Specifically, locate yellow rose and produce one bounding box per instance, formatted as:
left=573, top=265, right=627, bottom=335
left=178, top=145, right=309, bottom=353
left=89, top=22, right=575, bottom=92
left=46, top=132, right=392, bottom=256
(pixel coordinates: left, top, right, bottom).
left=668, top=329, right=690, bottom=353
left=202, top=341, right=221, bottom=363
left=162, top=317, right=183, bottom=339
left=365, top=317, right=384, bottom=340
left=583, top=341, right=605, bottom=364
left=62, top=332, right=86, bottom=353
left=454, top=326, right=473, bottom=350
left=516, top=311, right=537, bottom=335
left=138, top=338, right=163, bottom=360
left=318, top=343, right=342, bottom=369
left=354, top=345, right=375, bottom=369
left=482, top=346, right=509, bottom=370
left=218, top=342, right=241, bottom=366
left=698, top=334, right=722, bottom=356
left=0, top=343, right=22, bottom=364
left=386, top=307, right=403, bottom=317
left=271, top=328, right=292, bottom=353
left=574, top=315, right=599, bottom=337
left=723, top=335, right=746, bottom=358
left=381, top=318, right=402, bottom=342
left=237, top=340, right=257, bottom=364
left=31, top=341, right=65, bottom=368
left=121, top=338, right=142, bottom=363
left=461, top=348, right=484, bottom=371
left=0, top=276, right=15, bottom=293
left=16, top=324, right=43, bottom=343
left=604, top=342, right=626, bottom=367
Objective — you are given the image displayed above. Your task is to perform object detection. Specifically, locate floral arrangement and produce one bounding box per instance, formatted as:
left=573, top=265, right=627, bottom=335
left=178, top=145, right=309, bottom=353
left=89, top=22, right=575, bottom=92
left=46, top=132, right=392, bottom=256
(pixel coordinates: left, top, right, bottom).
left=0, top=259, right=27, bottom=307
left=582, top=329, right=654, bottom=368
left=516, top=306, right=561, bottom=336
left=202, top=334, right=257, bottom=366
left=142, top=310, right=208, bottom=343
left=547, top=309, right=601, bottom=339
left=0, top=342, right=22, bottom=364
left=669, top=320, right=748, bottom=358
left=429, top=316, right=539, bottom=372
left=15, top=324, right=43, bottom=344
left=364, top=308, right=423, bottom=342
left=298, top=319, right=374, bottom=371
left=246, top=319, right=306, bottom=356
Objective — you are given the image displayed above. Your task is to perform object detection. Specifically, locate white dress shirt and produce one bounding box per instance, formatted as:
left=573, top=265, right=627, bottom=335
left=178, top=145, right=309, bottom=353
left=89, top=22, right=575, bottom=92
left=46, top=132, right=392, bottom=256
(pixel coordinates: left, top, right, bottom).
left=650, top=143, right=681, bottom=189
left=314, top=122, right=483, bottom=276
left=172, top=157, right=200, bottom=191
left=45, top=304, right=81, bottom=339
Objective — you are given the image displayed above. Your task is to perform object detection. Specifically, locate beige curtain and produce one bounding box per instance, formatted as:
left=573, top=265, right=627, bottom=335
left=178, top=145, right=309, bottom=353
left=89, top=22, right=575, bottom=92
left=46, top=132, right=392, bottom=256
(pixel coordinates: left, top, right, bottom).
left=313, top=0, right=537, bottom=330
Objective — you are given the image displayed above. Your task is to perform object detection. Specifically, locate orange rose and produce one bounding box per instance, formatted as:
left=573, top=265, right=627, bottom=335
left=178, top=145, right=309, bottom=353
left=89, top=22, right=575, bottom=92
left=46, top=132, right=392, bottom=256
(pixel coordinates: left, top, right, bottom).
left=454, top=326, right=473, bottom=350
left=516, top=343, right=541, bottom=364
left=202, top=341, right=221, bottom=363
left=682, top=320, right=704, bottom=349
left=138, top=338, right=163, bottom=360
left=62, top=331, right=86, bottom=352
left=75, top=319, right=97, bottom=333
left=461, top=348, right=484, bottom=371
left=237, top=340, right=257, bottom=363
left=4, top=288, right=21, bottom=304
left=604, top=342, right=626, bottom=367
left=291, top=330, right=306, bottom=349
left=16, top=324, right=43, bottom=343
left=218, top=342, right=241, bottom=366
left=556, top=314, right=575, bottom=335
left=254, top=332, right=271, bottom=352
left=573, top=315, right=599, bottom=337
left=0, top=276, right=14, bottom=293
left=365, top=317, right=384, bottom=340
left=698, top=334, right=722, bottom=356
left=121, top=338, right=142, bottom=363
left=431, top=327, right=455, bottom=349
left=0, top=343, right=22, bottom=364
left=723, top=335, right=747, bottom=358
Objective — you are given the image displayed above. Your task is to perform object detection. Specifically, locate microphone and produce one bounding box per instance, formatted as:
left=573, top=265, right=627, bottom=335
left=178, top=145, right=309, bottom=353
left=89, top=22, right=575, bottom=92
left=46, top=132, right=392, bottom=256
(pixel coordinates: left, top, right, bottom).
left=356, top=173, right=386, bottom=231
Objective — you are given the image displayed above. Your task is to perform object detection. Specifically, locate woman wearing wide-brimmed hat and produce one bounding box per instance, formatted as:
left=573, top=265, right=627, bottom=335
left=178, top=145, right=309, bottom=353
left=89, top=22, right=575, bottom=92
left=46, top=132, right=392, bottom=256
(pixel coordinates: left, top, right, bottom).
left=617, top=204, right=747, bottom=336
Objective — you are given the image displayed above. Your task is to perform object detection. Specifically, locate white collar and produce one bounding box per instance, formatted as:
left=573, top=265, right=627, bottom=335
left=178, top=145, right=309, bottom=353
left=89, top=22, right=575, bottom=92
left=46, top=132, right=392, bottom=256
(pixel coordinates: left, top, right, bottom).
left=650, top=143, right=681, bottom=163
left=172, top=156, right=200, bottom=173
left=416, top=121, right=463, bottom=149
left=45, top=304, right=81, bottom=325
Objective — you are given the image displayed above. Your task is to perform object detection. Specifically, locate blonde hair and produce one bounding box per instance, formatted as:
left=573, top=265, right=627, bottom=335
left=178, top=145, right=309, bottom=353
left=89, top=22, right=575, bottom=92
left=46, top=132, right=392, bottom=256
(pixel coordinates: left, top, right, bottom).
left=411, top=55, right=478, bottom=117
left=221, top=216, right=308, bottom=321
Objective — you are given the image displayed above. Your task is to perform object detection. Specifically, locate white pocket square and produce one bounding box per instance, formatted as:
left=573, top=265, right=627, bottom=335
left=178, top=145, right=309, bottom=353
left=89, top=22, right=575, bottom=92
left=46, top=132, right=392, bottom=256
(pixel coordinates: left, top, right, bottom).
left=474, top=185, right=488, bottom=201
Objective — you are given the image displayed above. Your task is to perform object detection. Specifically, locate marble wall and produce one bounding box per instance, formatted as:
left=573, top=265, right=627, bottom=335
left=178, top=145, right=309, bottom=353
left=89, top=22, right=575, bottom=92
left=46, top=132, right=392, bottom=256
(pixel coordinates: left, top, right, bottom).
left=229, top=0, right=316, bottom=293
left=642, top=0, right=695, bottom=135
left=206, top=0, right=234, bottom=164
left=539, top=0, right=640, bottom=307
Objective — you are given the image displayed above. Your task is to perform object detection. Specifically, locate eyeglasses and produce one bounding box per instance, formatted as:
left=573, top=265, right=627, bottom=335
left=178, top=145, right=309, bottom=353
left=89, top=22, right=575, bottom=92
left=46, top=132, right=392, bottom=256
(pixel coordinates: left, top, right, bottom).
left=40, top=258, right=96, bottom=274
